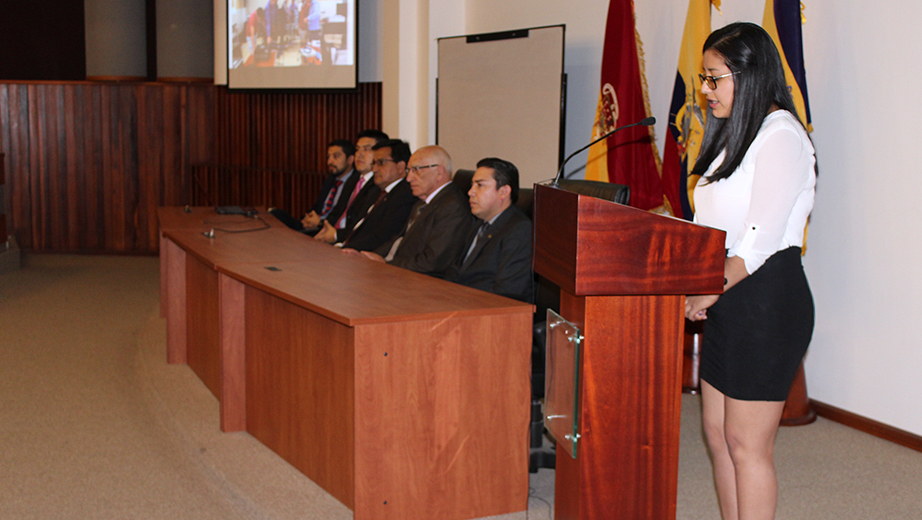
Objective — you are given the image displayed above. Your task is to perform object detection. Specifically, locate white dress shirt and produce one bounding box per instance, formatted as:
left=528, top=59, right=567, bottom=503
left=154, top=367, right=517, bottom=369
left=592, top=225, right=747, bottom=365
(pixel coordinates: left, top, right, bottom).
left=693, top=110, right=816, bottom=274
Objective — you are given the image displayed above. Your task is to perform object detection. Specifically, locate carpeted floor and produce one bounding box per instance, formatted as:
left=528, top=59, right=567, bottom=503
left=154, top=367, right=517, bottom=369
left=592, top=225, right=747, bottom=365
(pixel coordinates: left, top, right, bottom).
left=1, top=255, right=921, bottom=519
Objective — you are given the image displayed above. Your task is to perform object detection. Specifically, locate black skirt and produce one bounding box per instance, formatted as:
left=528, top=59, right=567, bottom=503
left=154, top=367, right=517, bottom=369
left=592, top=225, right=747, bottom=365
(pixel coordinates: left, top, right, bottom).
left=699, top=247, right=815, bottom=401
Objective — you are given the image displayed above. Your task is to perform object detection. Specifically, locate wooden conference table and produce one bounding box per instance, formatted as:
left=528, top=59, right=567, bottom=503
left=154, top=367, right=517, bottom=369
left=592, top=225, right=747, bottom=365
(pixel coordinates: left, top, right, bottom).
left=158, top=207, right=534, bottom=520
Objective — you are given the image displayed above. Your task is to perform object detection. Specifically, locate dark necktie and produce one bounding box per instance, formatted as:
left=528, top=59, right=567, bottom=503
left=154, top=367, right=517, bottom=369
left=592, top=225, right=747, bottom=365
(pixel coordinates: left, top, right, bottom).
left=463, top=221, right=490, bottom=264
left=321, top=179, right=343, bottom=217
left=405, top=201, right=426, bottom=232
left=384, top=202, right=425, bottom=262
left=373, top=189, right=387, bottom=207
left=343, top=190, right=386, bottom=246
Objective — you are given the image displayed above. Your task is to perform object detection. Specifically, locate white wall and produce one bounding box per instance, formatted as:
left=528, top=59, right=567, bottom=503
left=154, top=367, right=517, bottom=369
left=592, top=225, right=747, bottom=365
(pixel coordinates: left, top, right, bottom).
left=800, top=0, right=922, bottom=435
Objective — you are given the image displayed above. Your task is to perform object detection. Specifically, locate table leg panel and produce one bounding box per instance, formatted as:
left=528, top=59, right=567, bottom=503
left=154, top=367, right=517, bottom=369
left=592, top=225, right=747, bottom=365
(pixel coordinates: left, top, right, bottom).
left=352, top=312, right=532, bottom=520
left=244, top=285, right=356, bottom=510
left=186, top=255, right=221, bottom=399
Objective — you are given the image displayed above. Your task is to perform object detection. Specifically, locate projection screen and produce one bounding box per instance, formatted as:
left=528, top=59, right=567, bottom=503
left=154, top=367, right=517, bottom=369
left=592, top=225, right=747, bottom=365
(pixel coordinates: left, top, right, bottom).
left=227, top=0, right=357, bottom=89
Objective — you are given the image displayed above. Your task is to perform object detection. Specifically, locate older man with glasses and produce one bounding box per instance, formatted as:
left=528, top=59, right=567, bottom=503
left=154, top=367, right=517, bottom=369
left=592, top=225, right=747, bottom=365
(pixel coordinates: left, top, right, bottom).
left=358, top=145, right=474, bottom=279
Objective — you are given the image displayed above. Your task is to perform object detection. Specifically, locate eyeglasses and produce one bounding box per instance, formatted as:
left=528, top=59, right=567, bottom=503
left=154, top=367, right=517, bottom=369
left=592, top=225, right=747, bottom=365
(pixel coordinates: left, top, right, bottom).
left=698, top=71, right=739, bottom=90
left=406, top=164, right=439, bottom=175
left=371, top=158, right=396, bottom=167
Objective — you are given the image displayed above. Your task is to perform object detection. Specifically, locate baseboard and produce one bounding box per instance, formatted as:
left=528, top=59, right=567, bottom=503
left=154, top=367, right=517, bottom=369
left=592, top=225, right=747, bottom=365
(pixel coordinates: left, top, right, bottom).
left=812, top=399, right=922, bottom=453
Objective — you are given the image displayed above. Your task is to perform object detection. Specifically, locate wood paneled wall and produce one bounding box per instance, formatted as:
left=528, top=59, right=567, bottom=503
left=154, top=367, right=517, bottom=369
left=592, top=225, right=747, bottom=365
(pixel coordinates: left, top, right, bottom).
left=195, top=82, right=383, bottom=217
left=0, top=81, right=382, bottom=254
left=0, top=81, right=213, bottom=254
left=191, top=165, right=325, bottom=216
left=213, top=82, right=382, bottom=171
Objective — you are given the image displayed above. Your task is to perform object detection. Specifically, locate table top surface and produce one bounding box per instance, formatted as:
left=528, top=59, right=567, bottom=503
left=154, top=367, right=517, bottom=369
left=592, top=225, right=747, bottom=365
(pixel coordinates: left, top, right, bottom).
left=159, top=207, right=534, bottom=326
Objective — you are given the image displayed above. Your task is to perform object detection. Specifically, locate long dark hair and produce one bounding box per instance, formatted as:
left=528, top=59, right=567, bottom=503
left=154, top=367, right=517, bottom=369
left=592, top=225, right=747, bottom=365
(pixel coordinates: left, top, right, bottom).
left=692, top=22, right=802, bottom=183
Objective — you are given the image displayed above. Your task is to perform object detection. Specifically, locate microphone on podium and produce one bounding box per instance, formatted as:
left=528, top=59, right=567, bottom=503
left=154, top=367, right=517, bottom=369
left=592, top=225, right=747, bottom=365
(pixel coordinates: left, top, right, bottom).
left=552, top=116, right=656, bottom=185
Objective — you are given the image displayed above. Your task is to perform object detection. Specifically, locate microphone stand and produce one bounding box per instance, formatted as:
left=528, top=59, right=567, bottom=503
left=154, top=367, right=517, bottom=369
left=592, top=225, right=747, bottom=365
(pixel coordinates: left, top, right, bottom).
left=551, top=116, right=656, bottom=185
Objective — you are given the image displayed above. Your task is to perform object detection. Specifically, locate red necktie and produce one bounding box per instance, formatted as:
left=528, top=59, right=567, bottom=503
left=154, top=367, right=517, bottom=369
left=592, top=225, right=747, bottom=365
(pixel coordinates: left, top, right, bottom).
left=336, top=176, right=365, bottom=229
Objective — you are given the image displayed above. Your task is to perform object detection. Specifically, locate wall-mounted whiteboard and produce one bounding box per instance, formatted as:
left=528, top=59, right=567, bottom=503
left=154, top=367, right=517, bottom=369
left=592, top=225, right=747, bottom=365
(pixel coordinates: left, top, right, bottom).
left=437, top=25, right=565, bottom=188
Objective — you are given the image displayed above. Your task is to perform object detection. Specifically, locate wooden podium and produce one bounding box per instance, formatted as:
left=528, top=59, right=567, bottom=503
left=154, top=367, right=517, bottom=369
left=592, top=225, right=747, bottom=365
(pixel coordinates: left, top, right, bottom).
left=533, top=184, right=726, bottom=520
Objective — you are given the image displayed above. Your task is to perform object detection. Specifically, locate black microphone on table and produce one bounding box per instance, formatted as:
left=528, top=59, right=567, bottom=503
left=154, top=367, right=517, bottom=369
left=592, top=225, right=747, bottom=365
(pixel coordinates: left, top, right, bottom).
left=551, top=116, right=656, bottom=185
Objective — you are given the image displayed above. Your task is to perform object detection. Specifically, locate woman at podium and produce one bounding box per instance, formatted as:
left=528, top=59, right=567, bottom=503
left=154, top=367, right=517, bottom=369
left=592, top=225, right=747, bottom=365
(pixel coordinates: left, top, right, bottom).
left=684, top=22, right=816, bottom=520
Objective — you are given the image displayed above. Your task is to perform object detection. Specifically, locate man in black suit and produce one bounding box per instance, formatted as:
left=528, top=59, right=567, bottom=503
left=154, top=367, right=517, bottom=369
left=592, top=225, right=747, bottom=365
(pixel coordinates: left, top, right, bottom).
left=300, top=139, right=360, bottom=231
left=360, top=145, right=473, bottom=279
left=446, top=158, right=533, bottom=303
left=315, top=129, right=388, bottom=243
left=337, top=139, right=417, bottom=252
left=269, top=139, right=358, bottom=233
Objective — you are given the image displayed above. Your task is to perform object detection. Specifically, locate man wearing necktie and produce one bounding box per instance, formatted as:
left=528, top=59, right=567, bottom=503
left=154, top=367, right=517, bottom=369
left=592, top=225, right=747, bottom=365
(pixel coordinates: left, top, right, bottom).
left=359, top=145, right=473, bottom=279
left=269, top=139, right=358, bottom=234
left=299, top=139, right=359, bottom=231
left=315, top=129, right=389, bottom=244
left=335, top=139, right=417, bottom=252
left=446, top=158, right=533, bottom=303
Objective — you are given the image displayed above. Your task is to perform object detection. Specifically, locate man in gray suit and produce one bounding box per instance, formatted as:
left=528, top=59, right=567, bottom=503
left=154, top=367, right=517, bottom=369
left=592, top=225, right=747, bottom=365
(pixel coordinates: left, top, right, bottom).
left=446, top=157, right=533, bottom=303
left=359, top=145, right=473, bottom=279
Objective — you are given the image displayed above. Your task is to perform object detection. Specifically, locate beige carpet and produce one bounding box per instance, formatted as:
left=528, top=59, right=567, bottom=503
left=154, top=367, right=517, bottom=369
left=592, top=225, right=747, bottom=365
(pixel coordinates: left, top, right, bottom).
left=2, top=255, right=921, bottom=519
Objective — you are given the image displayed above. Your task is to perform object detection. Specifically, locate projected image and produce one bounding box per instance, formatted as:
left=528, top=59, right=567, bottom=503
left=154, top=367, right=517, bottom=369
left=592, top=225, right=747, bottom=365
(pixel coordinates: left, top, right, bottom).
left=228, top=0, right=356, bottom=89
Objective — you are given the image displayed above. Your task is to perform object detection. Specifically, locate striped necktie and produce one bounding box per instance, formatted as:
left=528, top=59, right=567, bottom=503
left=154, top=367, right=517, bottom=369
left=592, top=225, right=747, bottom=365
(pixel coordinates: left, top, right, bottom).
left=321, top=179, right=343, bottom=217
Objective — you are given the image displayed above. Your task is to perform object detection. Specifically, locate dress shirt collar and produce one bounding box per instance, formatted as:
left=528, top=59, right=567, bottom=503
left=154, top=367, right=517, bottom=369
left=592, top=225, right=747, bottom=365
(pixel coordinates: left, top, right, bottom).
left=423, top=180, right=451, bottom=204
left=336, top=168, right=355, bottom=182
left=483, top=209, right=503, bottom=226
left=383, top=178, right=404, bottom=193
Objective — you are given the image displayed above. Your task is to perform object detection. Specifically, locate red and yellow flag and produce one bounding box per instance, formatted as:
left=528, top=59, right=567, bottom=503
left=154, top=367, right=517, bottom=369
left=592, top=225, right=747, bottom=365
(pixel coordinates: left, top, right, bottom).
left=585, top=0, right=663, bottom=212
left=662, top=0, right=718, bottom=220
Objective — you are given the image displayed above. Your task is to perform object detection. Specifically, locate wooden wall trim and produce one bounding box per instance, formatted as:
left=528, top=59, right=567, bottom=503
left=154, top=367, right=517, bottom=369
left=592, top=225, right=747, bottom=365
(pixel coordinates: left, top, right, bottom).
left=812, top=400, right=922, bottom=453
left=157, top=78, right=215, bottom=83
left=3, top=79, right=193, bottom=86
left=85, top=76, right=150, bottom=83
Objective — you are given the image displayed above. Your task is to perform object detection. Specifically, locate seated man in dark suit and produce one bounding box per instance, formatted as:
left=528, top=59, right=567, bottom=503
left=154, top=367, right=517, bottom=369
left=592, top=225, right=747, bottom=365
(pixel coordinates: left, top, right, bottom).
left=300, top=139, right=363, bottom=231
left=446, top=158, right=533, bottom=303
left=270, top=139, right=358, bottom=233
left=315, top=129, right=389, bottom=243
left=336, top=139, right=418, bottom=252
left=359, top=145, right=473, bottom=279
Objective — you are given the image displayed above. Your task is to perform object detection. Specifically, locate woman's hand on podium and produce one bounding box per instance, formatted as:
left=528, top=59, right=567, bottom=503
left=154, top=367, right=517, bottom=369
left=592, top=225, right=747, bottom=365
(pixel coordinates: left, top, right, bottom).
left=686, top=294, right=719, bottom=321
